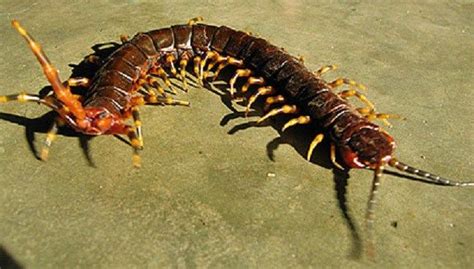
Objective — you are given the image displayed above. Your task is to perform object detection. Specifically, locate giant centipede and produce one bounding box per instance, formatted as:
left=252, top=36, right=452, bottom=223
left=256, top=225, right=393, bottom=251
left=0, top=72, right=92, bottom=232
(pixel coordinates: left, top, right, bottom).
left=1, top=18, right=473, bottom=258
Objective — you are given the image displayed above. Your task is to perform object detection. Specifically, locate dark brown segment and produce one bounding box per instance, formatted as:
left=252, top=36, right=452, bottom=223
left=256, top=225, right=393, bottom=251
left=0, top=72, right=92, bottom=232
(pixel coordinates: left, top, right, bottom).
left=223, top=30, right=255, bottom=57
left=172, top=25, right=193, bottom=51
left=293, top=78, right=329, bottom=105
left=273, top=60, right=302, bottom=85
left=210, top=26, right=234, bottom=53
left=191, top=24, right=218, bottom=54
left=85, top=85, right=130, bottom=111
left=241, top=38, right=281, bottom=69
left=104, top=57, right=141, bottom=81
left=108, top=43, right=149, bottom=75
left=281, top=69, right=313, bottom=99
left=148, top=28, right=174, bottom=52
left=259, top=51, right=292, bottom=79
left=91, top=69, right=134, bottom=91
left=130, top=33, right=159, bottom=59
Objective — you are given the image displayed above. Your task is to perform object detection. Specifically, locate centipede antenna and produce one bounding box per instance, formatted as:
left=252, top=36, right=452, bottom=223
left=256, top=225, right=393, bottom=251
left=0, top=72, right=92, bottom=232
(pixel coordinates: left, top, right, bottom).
left=365, top=163, right=385, bottom=259
left=389, top=158, right=474, bottom=187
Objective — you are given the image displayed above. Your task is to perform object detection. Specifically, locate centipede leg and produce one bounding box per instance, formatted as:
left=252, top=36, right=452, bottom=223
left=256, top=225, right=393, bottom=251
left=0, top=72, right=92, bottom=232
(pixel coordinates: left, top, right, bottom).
left=211, top=57, right=244, bottom=80
left=40, top=120, right=59, bottom=161
left=193, top=56, right=202, bottom=83
left=241, top=76, right=265, bottom=94
left=151, top=66, right=175, bottom=94
left=12, top=20, right=86, bottom=125
left=307, top=133, right=324, bottom=161
left=330, top=143, right=344, bottom=170
left=256, top=104, right=298, bottom=124
left=136, top=94, right=190, bottom=107
left=357, top=108, right=402, bottom=128
left=131, top=107, right=143, bottom=148
left=330, top=78, right=367, bottom=92
left=199, top=51, right=218, bottom=81
left=314, top=64, right=338, bottom=77
left=339, top=89, right=375, bottom=112
left=246, top=86, right=274, bottom=116
left=179, top=58, right=189, bottom=91
left=187, top=16, right=204, bottom=25
left=263, top=95, right=286, bottom=111
left=125, top=126, right=142, bottom=168
left=229, top=69, right=252, bottom=97
left=66, top=77, right=91, bottom=88
left=203, top=54, right=227, bottom=79
left=282, top=115, right=311, bottom=131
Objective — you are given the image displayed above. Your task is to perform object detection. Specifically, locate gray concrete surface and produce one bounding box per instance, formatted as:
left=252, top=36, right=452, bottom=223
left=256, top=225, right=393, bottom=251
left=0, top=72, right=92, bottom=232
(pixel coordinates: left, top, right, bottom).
left=0, top=1, right=473, bottom=268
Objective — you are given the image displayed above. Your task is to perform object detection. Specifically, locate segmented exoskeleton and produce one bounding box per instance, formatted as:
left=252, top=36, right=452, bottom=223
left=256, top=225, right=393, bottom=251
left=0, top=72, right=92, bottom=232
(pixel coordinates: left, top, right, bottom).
left=1, top=19, right=472, bottom=258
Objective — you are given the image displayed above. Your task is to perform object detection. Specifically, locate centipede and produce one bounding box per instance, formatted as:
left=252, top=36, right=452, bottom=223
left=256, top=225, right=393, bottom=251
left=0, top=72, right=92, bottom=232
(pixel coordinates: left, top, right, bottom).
left=1, top=18, right=472, bottom=258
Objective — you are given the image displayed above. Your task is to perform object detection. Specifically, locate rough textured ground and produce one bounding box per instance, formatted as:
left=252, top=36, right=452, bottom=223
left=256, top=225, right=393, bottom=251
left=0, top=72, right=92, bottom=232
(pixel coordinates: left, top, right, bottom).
left=0, top=1, right=473, bottom=268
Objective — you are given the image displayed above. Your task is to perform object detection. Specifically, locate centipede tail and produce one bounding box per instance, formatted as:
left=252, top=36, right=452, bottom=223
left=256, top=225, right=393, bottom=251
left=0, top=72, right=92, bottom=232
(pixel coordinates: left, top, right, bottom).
left=2, top=19, right=472, bottom=259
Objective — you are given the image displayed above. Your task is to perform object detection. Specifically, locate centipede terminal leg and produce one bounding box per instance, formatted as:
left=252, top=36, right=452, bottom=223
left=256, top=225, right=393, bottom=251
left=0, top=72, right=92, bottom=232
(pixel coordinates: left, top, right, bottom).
left=11, top=20, right=86, bottom=123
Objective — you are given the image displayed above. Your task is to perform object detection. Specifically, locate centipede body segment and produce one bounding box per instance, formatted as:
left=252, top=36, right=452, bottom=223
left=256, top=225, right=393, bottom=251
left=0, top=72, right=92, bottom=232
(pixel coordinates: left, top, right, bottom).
left=1, top=18, right=472, bottom=259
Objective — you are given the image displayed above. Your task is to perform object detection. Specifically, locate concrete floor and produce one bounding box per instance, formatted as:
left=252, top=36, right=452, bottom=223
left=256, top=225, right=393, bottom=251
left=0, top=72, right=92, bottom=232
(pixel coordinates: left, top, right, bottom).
left=0, top=1, right=473, bottom=268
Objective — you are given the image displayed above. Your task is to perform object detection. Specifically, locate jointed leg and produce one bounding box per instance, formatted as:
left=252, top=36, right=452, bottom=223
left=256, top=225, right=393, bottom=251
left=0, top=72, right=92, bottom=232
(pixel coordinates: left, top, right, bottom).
left=12, top=20, right=86, bottom=124
left=40, top=120, right=59, bottom=161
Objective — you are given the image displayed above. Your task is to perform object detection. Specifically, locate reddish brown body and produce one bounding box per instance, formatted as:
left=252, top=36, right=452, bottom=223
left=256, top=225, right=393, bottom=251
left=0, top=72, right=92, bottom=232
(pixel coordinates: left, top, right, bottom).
left=2, top=20, right=472, bottom=259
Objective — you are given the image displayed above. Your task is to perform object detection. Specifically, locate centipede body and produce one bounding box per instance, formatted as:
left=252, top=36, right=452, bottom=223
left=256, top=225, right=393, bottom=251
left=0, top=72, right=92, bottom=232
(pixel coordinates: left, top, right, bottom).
left=1, top=19, right=472, bottom=260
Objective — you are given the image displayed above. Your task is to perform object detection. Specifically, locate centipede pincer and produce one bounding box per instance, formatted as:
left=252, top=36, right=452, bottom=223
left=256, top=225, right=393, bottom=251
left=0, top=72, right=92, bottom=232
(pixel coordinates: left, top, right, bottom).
left=1, top=18, right=473, bottom=257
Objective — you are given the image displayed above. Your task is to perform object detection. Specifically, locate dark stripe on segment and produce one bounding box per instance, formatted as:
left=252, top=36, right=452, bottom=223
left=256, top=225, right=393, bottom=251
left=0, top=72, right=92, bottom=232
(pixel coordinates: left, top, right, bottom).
left=222, top=30, right=255, bottom=57
left=259, top=51, right=292, bottom=79
left=90, top=69, right=134, bottom=92
left=130, top=33, right=160, bottom=59
left=280, top=67, right=314, bottom=99
left=171, top=25, right=193, bottom=51
left=103, top=56, right=142, bottom=82
left=210, top=26, right=234, bottom=53
left=191, top=24, right=218, bottom=54
left=148, top=27, right=175, bottom=53
left=238, top=38, right=281, bottom=70
left=84, top=84, right=132, bottom=114
left=107, top=43, right=149, bottom=76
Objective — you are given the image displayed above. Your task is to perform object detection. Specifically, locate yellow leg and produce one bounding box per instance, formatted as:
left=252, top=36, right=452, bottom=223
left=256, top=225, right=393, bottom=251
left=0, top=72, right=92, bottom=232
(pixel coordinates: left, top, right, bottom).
left=307, top=133, right=324, bottom=161
left=263, top=95, right=286, bottom=110
left=245, top=86, right=274, bottom=116
left=166, top=54, right=178, bottom=77
left=314, top=64, right=337, bottom=77
left=151, top=67, right=175, bottom=94
left=282, top=115, right=311, bottom=131
left=40, top=121, right=58, bottom=161
left=329, top=78, right=367, bottom=91
left=229, top=69, right=252, bottom=97
left=241, top=76, right=265, bottom=93
left=125, top=126, right=142, bottom=168
left=193, top=56, right=202, bottom=83
left=212, top=57, right=244, bottom=80
left=187, top=16, right=204, bottom=26
left=339, top=89, right=374, bottom=111
left=330, top=143, right=344, bottom=170
left=199, top=51, right=218, bottom=81
left=179, top=58, right=189, bottom=91
left=131, top=107, right=144, bottom=148
left=358, top=109, right=402, bottom=128
left=256, top=104, right=298, bottom=124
